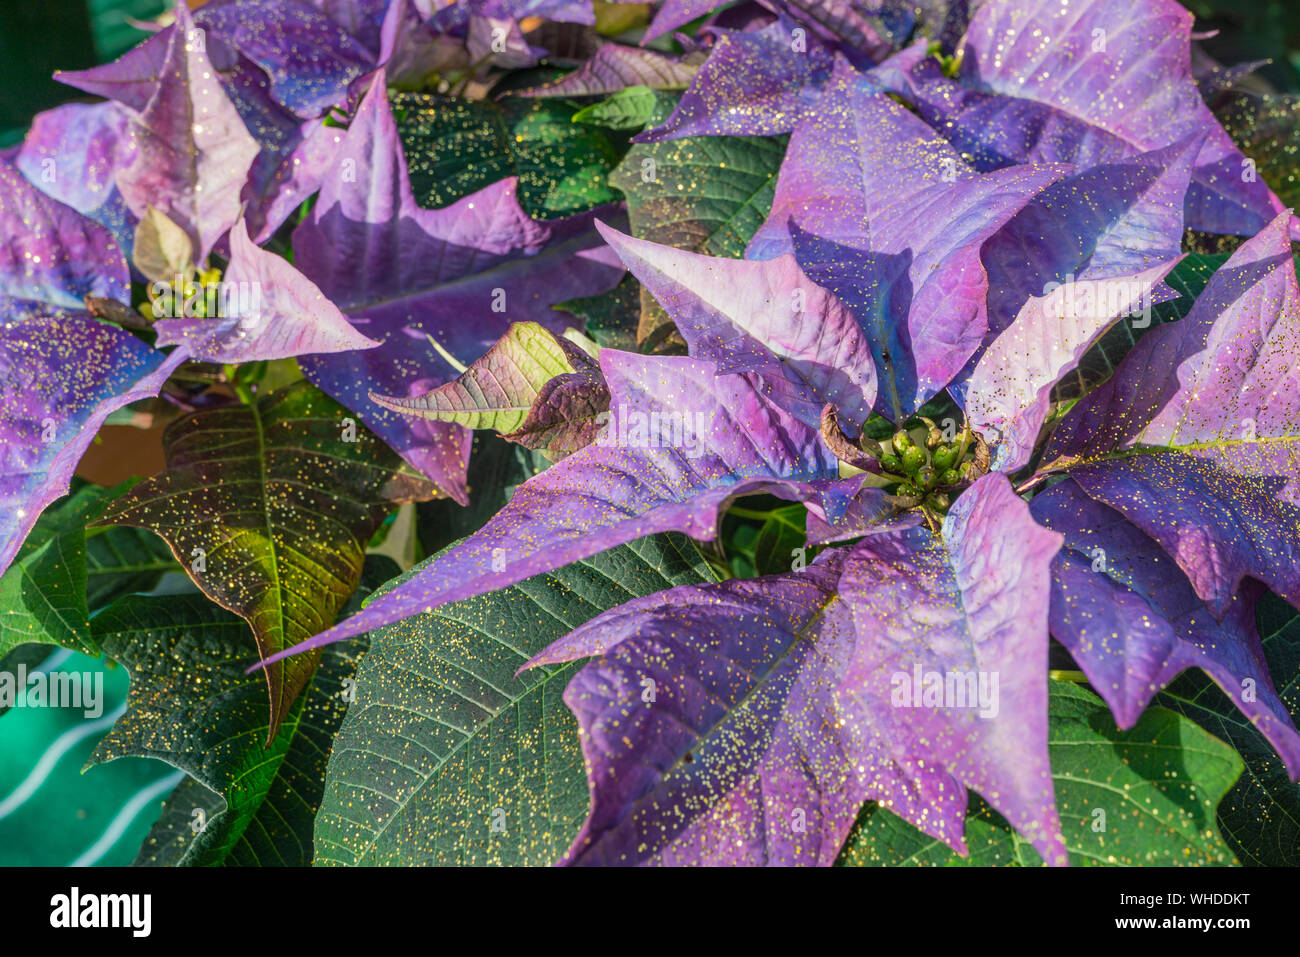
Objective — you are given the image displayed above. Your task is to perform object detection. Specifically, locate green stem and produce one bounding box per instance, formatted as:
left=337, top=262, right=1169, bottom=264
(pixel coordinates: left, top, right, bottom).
left=1048, top=669, right=1089, bottom=684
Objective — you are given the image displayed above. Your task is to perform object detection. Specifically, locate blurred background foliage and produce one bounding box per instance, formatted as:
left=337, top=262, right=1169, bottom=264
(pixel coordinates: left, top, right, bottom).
left=0, top=0, right=167, bottom=145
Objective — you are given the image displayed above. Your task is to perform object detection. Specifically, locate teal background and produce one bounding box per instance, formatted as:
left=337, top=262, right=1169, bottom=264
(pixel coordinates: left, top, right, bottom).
left=0, top=648, right=182, bottom=866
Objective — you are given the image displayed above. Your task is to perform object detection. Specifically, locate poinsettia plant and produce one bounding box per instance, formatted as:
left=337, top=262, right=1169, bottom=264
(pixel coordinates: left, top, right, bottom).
left=3, top=0, right=1300, bottom=868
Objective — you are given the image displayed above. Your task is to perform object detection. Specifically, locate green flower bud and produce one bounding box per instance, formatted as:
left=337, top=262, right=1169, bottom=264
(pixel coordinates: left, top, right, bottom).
left=901, top=445, right=926, bottom=474
left=927, top=491, right=951, bottom=511
left=917, top=465, right=937, bottom=490
left=892, top=429, right=913, bottom=453
left=932, top=444, right=959, bottom=471
left=880, top=453, right=904, bottom=474
left=940, top=467, right=961, bottom=486
left=896, top=483, right=921, bottom=500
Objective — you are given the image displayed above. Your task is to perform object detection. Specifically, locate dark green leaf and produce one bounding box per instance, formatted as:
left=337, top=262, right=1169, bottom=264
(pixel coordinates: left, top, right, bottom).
left=394, top=92, right=623, bottom=218
left=838, top=681, right=1243, bottom=866
left=751, top=505, right=808, bottom=577
left=1158, top=590, right=1300, bottom=866
left=572, top=85, right=674, bottom=130
left=96, top=381, right=435, bottom=738
left=314, top=533, right=713, bottom=866
left=106, top=556, right=398, bottom=866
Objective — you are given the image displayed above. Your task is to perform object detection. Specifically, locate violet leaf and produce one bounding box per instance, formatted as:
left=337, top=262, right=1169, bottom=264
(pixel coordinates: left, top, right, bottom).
left=642, top=0, right=731, bottom=43
left=1032, top=477, right=1300, bottom=780
left=0, top=160, right=129, bottom=320
left=875, top=0, right=1292, bottom=236
left=597, top=220, right=878, bottom=432
left=194, top=0, right=375, bottom=118
left=963, top=136, right=1198, bottom=468
left=515, top=43, right=700, bottom=97
left=1046, top=211, right=1300, bottom=475
left=1060, top=251, right=1226, bottom=401
left=152, top=218, right=378, bottom=363
left=0, top=315, right=183, bottom=579
left=1043, top=212, right=1300, bottom=615
left=524, top=553, right=968, bottom=865
left=60, top=3, right=261, bottom=261
left=635, top=18, right=839, bottom=142
left=749, top=78, right=1069, bottom=421
left=836, top=472, right=1068, bottom=865
left=13, top=101, right=137, bottom=238
left=292, top=73, right=623, bottom=501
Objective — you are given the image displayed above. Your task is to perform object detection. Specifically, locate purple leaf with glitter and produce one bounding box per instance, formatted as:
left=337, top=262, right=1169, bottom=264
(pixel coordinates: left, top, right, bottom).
left=596, top=220, right=878, bottom=432
left=1032, top=477, right=1300, bottom=777
left=152, top=218, right=377, bottom=362
left=837, top=472, right=1067, bottom=864
left=1065, top=453, right=1300, bottom=624
left=14, top=101, right=136, bottom=230
left=0, top=161, right=129, bottom=321
left=873, top=0, right=1293, bottom=236
left=749, top=77, right=1069, bottom=421
left=195, top=0, right=375, bottom=117
left=522, top=555, right=967, bottom=865
left=61, top=4, right=260, bottom=261
left=1046, top=211, right=1300, bottom=478
left=963, top=137, right=1197, bottom=468
left=636, top=18, right=838, bottom=142
left=291, top=72, right=623, bottom=502
left=516, top=43, right=700, bottom=98
left=0, top=317, right=183, bottom=576
left=255, top=351, right=865, bottom=667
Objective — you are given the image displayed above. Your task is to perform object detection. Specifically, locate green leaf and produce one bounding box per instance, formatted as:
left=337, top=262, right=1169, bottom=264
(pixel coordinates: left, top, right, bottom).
left=609, top=96, right=786, bottom=342
left=555, top=273, right=642, bottom=352
left=314, top=533, right=714, bottom=866
left=1216, top=91, right=1300, bottom=210
left=837, top=680, right=1243, bottom=866
left=1157, top=590, right=1300, bottom=866
left=85, top=519, right=178, bottom=613
left=0, top=518, right=92, bottom=658
left=101, top=556, right=399, bottom=867
left=0, top=480, right=174, bottom=658
left=416, top=433, right=549, bottom=560
left=752, top=504, right=808, bottom=577
left=394, top=93, right=623, bottom=218
left=370, top=321, right=610, bottom=455
left=572, top=86, right=673, bottom=130
left=96, top=381, right=436, bottom=739
left=610, top=130, right=786, bottom=259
